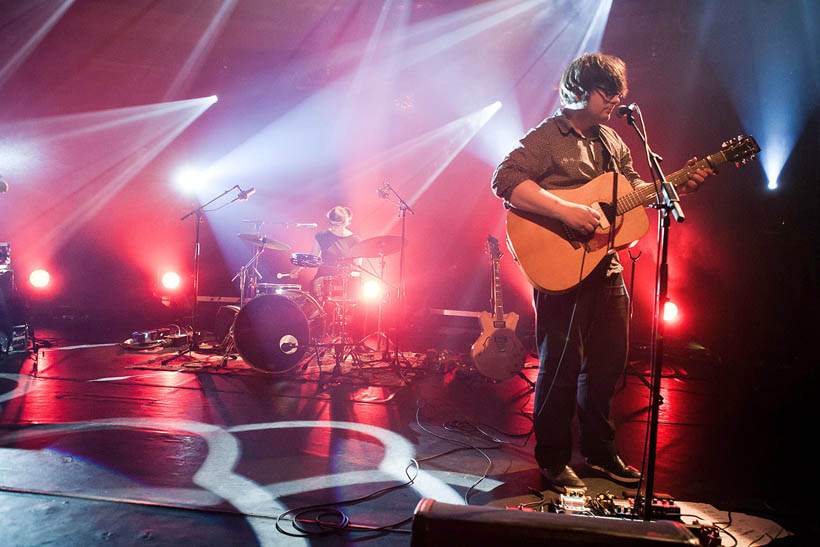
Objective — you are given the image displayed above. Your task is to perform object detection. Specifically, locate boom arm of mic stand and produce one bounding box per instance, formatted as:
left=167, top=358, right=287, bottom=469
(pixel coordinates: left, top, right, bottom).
left=624, top=113, right=684, bottom=222
left=382, top=183, right=414, bottom=215
left=180, top=185, right=240, bottom=221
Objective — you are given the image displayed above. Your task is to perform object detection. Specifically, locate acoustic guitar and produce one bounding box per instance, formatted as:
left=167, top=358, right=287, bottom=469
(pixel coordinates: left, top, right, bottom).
left=505, top=136, right=760, bottom=293
left=471, top=235, right=529, bottom=380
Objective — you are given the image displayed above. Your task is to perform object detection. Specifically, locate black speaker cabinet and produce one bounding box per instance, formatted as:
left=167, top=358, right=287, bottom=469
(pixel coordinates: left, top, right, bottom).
left=411, top=499, right=699, bottom=546
left=1, top=270, right=15, bottom=331
left=1, top=270, right=18, bottom=353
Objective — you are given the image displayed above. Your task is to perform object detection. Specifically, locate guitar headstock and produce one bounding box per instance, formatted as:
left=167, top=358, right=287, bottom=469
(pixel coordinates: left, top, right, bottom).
left=721, top=135, right=761, bottom=167
left=487, top=234, right=502, bottom=260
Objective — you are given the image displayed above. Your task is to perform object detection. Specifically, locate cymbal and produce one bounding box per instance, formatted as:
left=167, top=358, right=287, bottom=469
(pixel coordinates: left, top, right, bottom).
left=237, top=233, right=291, bottom=251
left=350, top=235, right=402, bottom=258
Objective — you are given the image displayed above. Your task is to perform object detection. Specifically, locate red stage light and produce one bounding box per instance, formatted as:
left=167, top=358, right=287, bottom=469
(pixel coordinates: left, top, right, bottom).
left=29, top=269, right=50, bottom=288
left=663, top=301, right=679, bottom=322
left=161, top=271, right=181, bottom=290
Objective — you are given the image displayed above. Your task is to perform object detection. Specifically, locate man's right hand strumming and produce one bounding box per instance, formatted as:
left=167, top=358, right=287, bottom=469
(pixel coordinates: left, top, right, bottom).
left=509, top=179, right=601, bottom=236
left=557, top=201, right=601, bottom=236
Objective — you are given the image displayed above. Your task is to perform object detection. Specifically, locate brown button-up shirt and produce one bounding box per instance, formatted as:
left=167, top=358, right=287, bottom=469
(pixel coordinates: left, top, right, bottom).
left=491, top=111, right=644, bottom=205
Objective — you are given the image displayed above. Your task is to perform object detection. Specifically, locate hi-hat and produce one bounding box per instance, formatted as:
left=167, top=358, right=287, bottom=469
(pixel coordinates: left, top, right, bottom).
left=350, top=235, right=402, bottom=258
left=237, top=233, right=291, bottom=251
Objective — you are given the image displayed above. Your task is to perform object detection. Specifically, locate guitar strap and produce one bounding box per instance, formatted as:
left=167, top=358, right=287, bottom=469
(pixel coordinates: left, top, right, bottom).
left=595, top=130, right=621, bottom=252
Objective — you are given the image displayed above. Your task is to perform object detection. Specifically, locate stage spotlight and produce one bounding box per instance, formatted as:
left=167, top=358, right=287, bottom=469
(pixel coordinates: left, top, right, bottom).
left=663, top=301, right=679, bottom=322
left=362, top=280, right=382, bottom=300
left=29, top=269, right=50, bottom=288
left=161, top=271, right=181, bottom=290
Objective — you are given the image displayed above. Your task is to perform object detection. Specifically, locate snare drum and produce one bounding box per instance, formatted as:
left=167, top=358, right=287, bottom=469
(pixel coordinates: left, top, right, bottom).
left=232, top=290, right=325, bottom=373
left=290, top=253, right=323, bottom=268
left=255, top=283, right=301, bottom=297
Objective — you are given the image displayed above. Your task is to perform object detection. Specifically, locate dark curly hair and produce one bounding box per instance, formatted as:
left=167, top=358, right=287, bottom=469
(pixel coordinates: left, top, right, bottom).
left=559, top=53, right=628, bottom=107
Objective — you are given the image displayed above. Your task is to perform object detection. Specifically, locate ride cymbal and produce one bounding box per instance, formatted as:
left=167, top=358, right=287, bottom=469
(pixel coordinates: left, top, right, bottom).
left=350, top=235, right=402, bottom=258
left=237, top=233, right=291, bottom=251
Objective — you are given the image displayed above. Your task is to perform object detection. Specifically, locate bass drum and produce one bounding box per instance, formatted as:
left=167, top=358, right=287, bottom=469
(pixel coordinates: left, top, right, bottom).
left=233, top=291, right=325, bottom=374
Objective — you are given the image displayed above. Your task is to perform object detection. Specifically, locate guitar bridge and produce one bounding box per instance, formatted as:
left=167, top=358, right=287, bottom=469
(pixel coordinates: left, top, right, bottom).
left=562, top=224, right=586, bottom=250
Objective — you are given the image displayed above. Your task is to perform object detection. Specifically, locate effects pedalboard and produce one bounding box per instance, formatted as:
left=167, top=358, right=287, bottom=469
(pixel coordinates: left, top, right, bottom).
left=121, top=328, right=189, bottom=350
left=506, top=489, right=722, bottom=546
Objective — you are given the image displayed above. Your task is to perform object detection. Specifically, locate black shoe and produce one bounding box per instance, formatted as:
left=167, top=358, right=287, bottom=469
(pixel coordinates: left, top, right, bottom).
left=540, top=464, right=586, bottom=492
left=585, top=454, right=641, bottom=483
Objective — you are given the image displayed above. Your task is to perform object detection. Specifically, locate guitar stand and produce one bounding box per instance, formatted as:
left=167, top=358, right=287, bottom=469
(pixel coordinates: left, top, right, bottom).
left=619, top=249, right=662, bottom=402
left=517, top=370, right=535, bottom=390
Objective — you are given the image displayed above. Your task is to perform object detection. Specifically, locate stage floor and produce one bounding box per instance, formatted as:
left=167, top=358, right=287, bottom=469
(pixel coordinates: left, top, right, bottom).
left=0, top=320, right=804, bottom=545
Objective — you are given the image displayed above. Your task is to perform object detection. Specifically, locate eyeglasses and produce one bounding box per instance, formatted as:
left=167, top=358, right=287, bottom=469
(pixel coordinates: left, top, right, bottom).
left=594, top=87, right=624, bottom=103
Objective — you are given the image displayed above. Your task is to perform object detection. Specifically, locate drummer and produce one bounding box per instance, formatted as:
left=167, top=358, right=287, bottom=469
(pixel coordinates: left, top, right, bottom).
left=291, top=205, right=361, bottom=292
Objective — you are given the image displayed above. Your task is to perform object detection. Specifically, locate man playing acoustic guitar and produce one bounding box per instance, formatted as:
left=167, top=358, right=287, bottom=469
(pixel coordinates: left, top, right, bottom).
left=491, top=53, right=713, bottom=492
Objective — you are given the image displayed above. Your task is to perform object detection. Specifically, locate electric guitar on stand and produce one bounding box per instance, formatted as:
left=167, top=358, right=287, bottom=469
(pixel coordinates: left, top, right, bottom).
left=471, top=235, right=529, bottom=380
left=505, top=136, right=760, bottom=293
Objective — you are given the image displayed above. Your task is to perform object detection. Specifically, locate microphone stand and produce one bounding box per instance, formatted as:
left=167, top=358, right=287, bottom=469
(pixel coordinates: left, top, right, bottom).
left=380, top=183, right=413, bottom=374
left=622, top=107, right=684, bottom=521
left=162, top=185, right=242, bottom=366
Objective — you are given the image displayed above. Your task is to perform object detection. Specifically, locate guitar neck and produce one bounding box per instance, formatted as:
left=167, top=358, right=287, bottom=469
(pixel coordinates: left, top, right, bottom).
left=492, top=257, right=504, bottom=321
left=616, top=152, right=728, bottom=215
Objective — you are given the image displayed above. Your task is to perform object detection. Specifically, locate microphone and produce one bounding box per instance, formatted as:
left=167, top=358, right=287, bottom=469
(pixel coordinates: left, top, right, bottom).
left=0, top=176, right=7, bottom=194
left=377, top=183, right=390, bottom=199
left=294, top=223, right=318, bottom=228
left=616, top=103, right=638, bottom=118
left=237, top=187, right=256, bottom=200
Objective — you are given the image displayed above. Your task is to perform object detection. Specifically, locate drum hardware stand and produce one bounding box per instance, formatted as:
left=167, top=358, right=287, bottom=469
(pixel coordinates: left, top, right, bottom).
left=232, top=245, right=264, bottom=307
left=216, top=333, right=235, bottom=369
left=163, top=185, right=248, bottom=367
left=377, top=182, right=413, bottom=372
left=308, top=265, right=377, bottom=380
left=324, top=278, right=365, bottom=375
left=357, top=251, right=396, bottom=359
left=235, top=220, right=265, bottom=305
left=622, top=104, right=685, bottom=521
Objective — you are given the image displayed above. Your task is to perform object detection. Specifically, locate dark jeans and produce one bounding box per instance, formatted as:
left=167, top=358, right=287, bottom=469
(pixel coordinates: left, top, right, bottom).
left=532, top=258, right=629, bottom=469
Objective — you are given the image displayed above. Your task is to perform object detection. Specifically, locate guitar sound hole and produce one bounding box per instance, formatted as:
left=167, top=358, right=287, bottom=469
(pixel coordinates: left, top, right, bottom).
left=598, top=202, right=616, bottom=223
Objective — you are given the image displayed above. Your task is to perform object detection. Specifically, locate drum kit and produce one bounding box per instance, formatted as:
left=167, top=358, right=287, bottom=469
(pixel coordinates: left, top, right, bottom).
left=220, top=232, right=402, bottom=375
